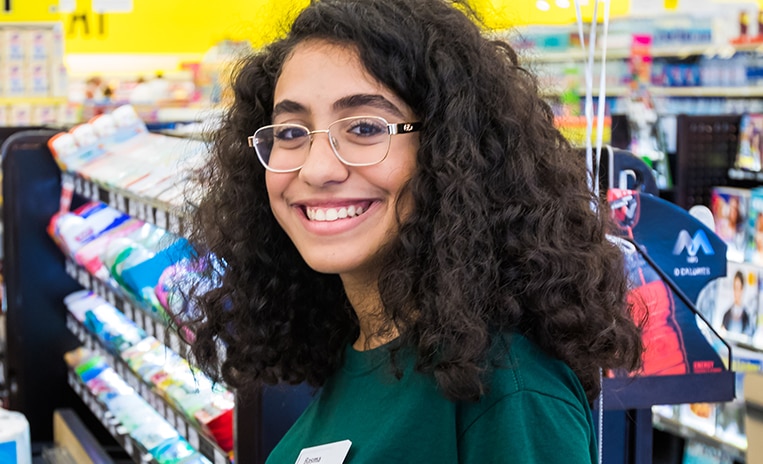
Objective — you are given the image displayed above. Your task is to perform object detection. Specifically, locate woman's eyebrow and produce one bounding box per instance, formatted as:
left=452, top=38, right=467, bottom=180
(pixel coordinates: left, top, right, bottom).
left=333, top=94, right=405, bottom=119
left=272, top=99, right=307, bottom=119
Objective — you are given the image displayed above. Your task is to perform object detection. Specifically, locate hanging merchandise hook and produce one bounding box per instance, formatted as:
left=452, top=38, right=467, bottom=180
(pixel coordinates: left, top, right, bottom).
left=575, top=0, right=611, bottom=204
left=573, top=1, right=611, bottom=462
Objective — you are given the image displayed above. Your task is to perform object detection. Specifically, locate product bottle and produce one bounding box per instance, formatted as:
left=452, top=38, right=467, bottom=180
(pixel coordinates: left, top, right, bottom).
left=0, top=408, right=32, bottom=464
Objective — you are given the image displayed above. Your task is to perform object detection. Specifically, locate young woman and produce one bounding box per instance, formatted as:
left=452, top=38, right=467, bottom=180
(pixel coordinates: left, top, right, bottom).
left=183, top=0, right=643, bottom=461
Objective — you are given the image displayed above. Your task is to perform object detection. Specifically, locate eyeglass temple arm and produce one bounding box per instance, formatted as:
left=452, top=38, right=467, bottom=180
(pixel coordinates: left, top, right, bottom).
left=389, top=122, right=422, bottom=135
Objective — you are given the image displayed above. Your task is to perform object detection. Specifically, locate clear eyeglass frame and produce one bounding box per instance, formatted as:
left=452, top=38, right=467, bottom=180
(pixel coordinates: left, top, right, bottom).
left=247, top=115, right=421, bottom=173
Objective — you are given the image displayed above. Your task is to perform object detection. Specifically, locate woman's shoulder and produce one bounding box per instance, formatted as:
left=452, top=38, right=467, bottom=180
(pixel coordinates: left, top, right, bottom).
left=482, top=332, right=589, bottom=406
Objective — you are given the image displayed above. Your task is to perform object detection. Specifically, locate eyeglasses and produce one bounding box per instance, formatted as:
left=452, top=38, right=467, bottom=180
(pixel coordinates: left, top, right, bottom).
left=247, top=115, right=421, bottom=173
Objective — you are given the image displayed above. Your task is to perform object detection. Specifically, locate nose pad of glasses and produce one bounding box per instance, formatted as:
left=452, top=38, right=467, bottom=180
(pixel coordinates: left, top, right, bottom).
left=329, top=135, right=340, bottom=151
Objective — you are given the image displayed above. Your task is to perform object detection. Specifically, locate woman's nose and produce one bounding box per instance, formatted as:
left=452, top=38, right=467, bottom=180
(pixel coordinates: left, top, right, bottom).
left=298, top=131, right=350, bottom=186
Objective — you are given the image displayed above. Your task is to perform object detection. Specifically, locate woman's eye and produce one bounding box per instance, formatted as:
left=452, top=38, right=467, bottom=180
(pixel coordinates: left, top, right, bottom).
left=275, top=126, right=308, bottom=140
left=348, top=121, right=385, bottom=137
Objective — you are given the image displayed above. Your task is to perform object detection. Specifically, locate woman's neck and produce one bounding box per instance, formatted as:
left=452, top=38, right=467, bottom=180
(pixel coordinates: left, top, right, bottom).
left=342, top=273, right=398, bottom=351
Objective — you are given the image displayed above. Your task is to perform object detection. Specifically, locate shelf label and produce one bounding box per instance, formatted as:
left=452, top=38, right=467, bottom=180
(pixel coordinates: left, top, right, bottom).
left=74, top=176, right=83, bottom=195
left=176, top=415, right=187, bottom=438
left=155, top=209, right=168, bottom=229
left=169, top=332, right=181, bottom=353
left=188, top=427, right=200, bottom=449
left=108, top=191, right=117, bottom=208
left=82, top=181, right=91, bottom=200
left=154, top=323, right=165, bottom=342
left=123, top=437, right=133, bottom=455
left=146, top=319, right=155, bottom=337
left=90, top=182, right=100, bottom=201
left=65, top=260, right=76, bottom=278
left=78, top=269, right=89, bottom=287
left=117, top=195, right=127, bottom=212
left=123, top=302, right=134, bottom=323
left=106, top=290, right=116, bottom=306
left=166, top=408, right=176, bottom=429
left=128, top=199, right=138, bottom=218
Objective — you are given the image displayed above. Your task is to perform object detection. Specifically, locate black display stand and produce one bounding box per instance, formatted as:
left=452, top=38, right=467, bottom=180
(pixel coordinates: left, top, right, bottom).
left=596, top=147, right=738, bottom=464
left=2, top=129, right=89, bottom=441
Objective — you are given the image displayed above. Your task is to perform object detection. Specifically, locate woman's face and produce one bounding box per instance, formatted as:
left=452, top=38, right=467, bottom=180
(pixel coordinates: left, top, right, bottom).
left=265, top=40, right=419, bottom=280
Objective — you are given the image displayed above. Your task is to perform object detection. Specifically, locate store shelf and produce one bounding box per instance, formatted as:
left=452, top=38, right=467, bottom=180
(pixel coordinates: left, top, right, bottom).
left=66, top=368, right=159, bottom=464
left=527, top=44, right=737, bottom=64
left=652, top=411, right=747, bottom=462
left=650, top=86, right=763, bottom=97
left=65, top=313, right=231, bottom=464
left=69, top=173, right=188, bottom=237
left=0, top=97, right=68, bottom=105
left=63, top=258, right=189, bottom=359
left=601, top=372, right=736, bottom=410
left=728, top=168, right=763, bottom=182
left=544, top=85, right=763, bottom=99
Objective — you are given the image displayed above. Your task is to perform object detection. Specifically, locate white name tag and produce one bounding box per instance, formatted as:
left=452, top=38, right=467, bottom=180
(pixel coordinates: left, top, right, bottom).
left=294, top=440, right=352, bottom=464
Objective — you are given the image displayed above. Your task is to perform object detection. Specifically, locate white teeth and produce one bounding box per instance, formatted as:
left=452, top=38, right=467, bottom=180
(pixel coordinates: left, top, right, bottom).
left=306, top=205, right=367, bottom=222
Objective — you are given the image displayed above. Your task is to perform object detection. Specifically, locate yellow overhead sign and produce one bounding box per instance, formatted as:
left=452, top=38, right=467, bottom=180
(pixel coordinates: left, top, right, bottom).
left=1, top=0, right=635, bottom=54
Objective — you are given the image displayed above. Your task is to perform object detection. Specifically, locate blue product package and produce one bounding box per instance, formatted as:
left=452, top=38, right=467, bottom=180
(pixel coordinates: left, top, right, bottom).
left=120, top=238, right=193, bottom=299
left=0, top=441, right=16, bottom=463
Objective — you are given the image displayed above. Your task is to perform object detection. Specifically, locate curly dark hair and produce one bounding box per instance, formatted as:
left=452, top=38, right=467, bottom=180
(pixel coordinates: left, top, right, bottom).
left=182, top=0, right=643, bottom=403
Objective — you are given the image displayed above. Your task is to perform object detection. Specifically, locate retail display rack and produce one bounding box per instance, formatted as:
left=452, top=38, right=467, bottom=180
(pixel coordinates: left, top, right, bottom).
left=2, top=127, right=313, bottom=464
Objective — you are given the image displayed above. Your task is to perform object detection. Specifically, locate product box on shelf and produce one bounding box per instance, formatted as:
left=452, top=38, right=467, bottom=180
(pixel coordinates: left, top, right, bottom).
left=710, top=186, right=751, bottom=263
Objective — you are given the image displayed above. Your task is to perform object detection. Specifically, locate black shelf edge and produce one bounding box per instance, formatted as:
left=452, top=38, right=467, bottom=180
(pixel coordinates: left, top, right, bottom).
left=601, top=372, right=736, bottom=410
left=67, top=173, right=187, bottom=236
left=64, top=258, right=190, bottom=360
left=66, top=368, right=158, bottom=464
left=652, top=411, right=747, bottom=461
left=65, top=313, right=232, bottom=464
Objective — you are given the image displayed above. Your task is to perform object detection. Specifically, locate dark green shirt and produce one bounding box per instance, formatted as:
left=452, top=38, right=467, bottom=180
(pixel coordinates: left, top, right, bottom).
left=266, top=334, right=597, bottom=463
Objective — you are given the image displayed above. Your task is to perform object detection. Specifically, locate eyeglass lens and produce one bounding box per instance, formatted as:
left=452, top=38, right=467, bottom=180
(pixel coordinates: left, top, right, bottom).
left=253, top=116, right=392, bottom=171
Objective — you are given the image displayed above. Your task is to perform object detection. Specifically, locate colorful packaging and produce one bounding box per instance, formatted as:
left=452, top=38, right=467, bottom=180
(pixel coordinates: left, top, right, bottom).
left=710, top=186, right=750, bottom=263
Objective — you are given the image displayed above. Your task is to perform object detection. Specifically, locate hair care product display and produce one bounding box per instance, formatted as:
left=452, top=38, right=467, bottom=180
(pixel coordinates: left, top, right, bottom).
left=64, top=290, right=233, bottom=459
left=65, top=347, right=213, bottom=464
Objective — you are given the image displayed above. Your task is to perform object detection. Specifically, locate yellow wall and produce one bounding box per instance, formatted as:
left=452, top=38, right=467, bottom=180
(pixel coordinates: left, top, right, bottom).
left=0, top=0, right=633, bottom=55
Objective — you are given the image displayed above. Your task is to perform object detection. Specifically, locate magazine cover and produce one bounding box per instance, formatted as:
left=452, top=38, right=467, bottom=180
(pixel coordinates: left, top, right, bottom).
left=710, top=187, right=750, bottom=263
left=735, top=113, right=763, bottom=172
left=748, top=187, right=763, bottom=265
left=712, top=262, right=758, bottom=344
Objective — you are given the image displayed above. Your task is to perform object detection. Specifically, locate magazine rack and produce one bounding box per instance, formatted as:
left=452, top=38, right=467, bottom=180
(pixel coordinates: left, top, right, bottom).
left=598, top=148, right=736, bottom=464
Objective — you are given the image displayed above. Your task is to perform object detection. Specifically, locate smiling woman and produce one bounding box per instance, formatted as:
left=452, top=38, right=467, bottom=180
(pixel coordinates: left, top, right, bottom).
left=179, top=0, right=644, bottom=462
